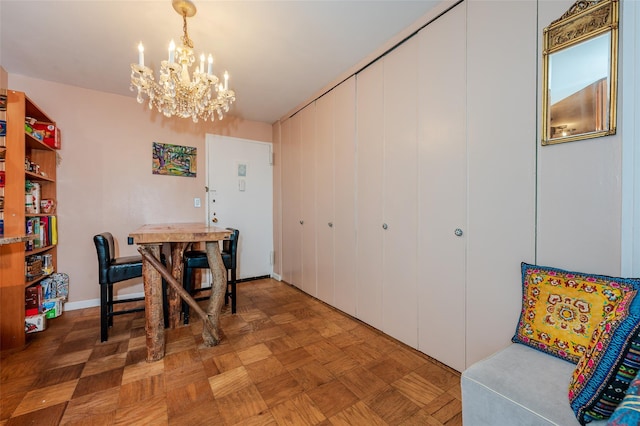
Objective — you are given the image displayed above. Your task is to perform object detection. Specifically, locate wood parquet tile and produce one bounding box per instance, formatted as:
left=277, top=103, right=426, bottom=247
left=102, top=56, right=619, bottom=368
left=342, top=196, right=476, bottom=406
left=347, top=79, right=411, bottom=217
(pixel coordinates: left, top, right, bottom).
left=0, top=278, right=462, bottom=425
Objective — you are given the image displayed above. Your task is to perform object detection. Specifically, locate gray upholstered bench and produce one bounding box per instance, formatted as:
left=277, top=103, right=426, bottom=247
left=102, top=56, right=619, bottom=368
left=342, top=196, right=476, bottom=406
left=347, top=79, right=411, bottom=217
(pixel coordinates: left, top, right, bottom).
left=461, top=343, right=607, bottom=426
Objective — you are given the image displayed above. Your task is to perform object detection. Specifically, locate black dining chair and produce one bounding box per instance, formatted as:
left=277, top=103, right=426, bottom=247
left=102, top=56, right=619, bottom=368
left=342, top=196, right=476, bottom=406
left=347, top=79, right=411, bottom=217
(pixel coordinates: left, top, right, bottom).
left=182, top=228, right=239, bottom=323
left=93, top=232, right=167, bottom=342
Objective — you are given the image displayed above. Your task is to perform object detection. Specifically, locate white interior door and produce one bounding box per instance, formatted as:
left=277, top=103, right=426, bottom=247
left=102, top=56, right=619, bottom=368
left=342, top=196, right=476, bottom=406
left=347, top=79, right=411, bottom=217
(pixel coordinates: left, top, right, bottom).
left=206, top=135, right=274, bottom=280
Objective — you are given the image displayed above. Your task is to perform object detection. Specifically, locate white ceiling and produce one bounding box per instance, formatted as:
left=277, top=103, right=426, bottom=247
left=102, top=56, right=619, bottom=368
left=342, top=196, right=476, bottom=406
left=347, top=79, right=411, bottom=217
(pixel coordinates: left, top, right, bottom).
left=0, top=0, right=443, bottom=124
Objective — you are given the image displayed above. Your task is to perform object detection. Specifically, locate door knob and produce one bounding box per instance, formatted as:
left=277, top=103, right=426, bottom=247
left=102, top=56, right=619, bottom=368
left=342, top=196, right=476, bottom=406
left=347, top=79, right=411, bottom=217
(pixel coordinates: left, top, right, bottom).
left=382, top=223, right=388, bottom=230
left=328, top=222, right=333, bottom=228
left=212, top=217, right=218, bottom=223
left=300, top=220, right=304, bottom=225
left=454, top=228, right=463, bottom=236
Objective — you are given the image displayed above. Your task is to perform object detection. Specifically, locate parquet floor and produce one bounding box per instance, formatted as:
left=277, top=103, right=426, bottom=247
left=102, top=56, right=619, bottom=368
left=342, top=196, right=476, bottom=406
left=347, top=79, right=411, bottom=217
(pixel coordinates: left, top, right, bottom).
left=0, top=278, right=462, bottom=425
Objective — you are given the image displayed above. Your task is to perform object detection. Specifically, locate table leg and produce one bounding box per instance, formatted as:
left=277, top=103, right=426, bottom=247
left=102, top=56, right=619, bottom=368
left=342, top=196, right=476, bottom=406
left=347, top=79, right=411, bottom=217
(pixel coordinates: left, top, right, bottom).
left=142, top=244, right=165, bottom=362
left=168, top=242, right=188, bottom=328
left=139, top=246, right=219, bottom=347
left=204, top=241, right=226, bottom=346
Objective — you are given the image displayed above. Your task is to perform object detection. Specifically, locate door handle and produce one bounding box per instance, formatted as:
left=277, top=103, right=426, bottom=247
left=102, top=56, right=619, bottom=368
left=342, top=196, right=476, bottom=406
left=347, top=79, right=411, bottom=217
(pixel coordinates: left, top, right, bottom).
left=212, top=217, right=218, bottom=223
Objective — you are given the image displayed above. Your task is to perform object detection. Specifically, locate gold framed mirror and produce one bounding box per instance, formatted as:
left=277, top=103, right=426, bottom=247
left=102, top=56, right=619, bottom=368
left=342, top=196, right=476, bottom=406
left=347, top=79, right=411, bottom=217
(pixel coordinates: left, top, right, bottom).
left=542, top=0, right=619, bottom=145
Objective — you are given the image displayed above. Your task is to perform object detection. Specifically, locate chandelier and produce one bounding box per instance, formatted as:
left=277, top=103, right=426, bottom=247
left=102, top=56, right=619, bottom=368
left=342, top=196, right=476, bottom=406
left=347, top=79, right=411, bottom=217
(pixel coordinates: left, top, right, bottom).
left=130, top=0, right=235, bottom=123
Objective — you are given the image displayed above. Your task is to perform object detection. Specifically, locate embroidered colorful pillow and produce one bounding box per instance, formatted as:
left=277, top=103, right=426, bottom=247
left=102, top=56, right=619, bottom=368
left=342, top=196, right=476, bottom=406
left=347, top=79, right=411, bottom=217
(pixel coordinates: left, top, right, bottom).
left=568, top=289, right=640, bottom=424
left=512, top=263, right=639, bottom=363
left=607, top=370, right=640, bottom=426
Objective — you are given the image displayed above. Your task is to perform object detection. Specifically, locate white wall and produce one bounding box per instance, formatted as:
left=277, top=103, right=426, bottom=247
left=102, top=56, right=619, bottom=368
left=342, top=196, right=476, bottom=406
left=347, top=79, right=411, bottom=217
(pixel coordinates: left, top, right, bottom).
left=536, top=0, right=624, bottom=276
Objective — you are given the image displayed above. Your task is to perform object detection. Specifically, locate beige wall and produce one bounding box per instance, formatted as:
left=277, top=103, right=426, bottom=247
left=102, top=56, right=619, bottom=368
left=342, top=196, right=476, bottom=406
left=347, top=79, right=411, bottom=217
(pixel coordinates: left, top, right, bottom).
left=7, top=74, right=271, bottom=308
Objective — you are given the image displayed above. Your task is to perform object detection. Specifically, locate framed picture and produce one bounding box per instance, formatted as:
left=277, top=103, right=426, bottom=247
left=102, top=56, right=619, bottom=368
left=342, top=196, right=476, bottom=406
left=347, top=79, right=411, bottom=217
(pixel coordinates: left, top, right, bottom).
left=152, top=142, right=197, bottom=177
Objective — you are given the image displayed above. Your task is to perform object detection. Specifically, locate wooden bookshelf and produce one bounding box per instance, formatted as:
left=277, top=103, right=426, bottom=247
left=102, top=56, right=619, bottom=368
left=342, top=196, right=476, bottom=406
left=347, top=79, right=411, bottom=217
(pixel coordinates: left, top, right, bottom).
left=0, top=91, right=58, bottom=350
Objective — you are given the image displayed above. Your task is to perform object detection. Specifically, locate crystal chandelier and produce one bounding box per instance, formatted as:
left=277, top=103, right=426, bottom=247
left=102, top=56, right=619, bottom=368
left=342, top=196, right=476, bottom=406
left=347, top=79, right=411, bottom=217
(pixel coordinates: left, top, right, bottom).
left=130, top=0, right=235, bottom=123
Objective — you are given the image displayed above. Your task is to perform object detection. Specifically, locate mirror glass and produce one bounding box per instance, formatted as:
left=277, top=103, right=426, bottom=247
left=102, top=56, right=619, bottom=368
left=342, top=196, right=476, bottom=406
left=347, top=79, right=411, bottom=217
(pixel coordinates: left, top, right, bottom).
left=541, top=0, right=618, bottom=145
left=548, top=33, right=610, bottom=140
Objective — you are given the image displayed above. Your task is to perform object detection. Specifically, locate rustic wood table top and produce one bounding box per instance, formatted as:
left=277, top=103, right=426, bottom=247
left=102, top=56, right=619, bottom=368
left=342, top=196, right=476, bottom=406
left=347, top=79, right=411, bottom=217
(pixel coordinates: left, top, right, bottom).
left=128, top=222, right=231, bottom=244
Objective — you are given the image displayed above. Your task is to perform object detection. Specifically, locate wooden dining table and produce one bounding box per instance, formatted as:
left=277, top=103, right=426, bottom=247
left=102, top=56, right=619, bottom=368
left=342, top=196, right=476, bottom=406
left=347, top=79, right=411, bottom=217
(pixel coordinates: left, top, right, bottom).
left=128, top=222, right=232, bottom=362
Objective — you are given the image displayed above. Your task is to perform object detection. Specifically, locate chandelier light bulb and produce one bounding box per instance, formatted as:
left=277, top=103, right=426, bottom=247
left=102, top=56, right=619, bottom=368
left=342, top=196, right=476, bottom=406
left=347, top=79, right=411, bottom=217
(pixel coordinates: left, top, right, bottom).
left=138, top=42, right=144, bottom=67
left=168, top=40, right=176, bottom=63
left=129, top=0, right=235, bottom=123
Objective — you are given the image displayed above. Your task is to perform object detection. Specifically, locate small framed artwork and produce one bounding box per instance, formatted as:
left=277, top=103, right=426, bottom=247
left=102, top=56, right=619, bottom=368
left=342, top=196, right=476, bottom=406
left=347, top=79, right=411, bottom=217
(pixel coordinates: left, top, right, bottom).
left=152, top=142, right=197, bottom=177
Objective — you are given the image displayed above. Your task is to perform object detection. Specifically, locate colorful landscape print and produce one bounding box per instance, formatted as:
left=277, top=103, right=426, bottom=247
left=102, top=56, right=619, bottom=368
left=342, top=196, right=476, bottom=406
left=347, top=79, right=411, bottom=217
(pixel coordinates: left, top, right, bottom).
left=152, top=142, right=196, bottom=177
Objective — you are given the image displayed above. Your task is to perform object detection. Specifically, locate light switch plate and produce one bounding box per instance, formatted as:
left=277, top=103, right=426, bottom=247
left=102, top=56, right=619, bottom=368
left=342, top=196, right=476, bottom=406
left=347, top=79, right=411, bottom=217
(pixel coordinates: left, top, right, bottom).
left=194, top=198, right=201, bottom=208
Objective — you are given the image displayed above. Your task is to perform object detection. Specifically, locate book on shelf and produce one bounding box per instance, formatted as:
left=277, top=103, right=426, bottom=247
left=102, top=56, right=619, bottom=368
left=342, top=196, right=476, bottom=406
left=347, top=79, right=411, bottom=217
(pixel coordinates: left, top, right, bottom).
left=25, top=215, right=57, bottom=250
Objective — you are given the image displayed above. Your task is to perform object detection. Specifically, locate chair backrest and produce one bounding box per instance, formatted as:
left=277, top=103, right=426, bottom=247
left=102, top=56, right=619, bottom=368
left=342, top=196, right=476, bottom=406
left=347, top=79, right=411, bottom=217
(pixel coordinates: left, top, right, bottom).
left=222, top=228, right=240, bottom=269
left=93, top=232, right=115, bottom=285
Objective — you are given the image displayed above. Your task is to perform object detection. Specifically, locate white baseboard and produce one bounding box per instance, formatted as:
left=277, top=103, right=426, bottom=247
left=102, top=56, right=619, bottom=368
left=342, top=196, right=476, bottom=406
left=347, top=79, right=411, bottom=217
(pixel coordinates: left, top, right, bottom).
left=63, top=292, right=145, bottom=311
left=271, top=273, right=282, bottom=281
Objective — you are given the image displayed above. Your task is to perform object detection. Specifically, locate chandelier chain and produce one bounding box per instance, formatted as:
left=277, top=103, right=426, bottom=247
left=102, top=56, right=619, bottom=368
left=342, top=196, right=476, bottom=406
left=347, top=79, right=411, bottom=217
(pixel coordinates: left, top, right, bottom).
left=182, top=11, right=194, bottom=49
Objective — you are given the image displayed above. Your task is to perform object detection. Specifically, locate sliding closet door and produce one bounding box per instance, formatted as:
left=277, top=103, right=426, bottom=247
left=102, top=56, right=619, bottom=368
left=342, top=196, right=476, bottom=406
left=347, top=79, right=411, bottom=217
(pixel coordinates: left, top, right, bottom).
left=333, top=77, right=357, bottom=316
left=356, top=60, right=385, bottom=330
left=282, top=114, right=303, bottom=288
left=300, top=103, right=317, bottom=296
left=316, top=92, right=335, bottom=305
left=382, top=36, right=419, bottom=347
left=417, top=3, right=467, bottom=371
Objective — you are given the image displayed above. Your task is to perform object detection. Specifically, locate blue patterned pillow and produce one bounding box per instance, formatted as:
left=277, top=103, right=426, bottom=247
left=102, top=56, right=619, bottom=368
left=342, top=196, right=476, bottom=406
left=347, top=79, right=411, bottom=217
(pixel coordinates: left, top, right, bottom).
left=568, top=283, right=640, bottom=425
left=608, top=370, right=640, bottom=425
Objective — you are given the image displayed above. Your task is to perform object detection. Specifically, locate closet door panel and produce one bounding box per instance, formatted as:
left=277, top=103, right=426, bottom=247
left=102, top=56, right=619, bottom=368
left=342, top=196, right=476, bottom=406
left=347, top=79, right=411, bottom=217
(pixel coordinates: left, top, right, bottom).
left=300, top=103, right=317, bottom=296
left=356, top=61, right=385, bottom=330
left=333, top=77, right=357, bottom=316
left=316, top=93, right=335, bottom=305
left=382, top=37, right=419, bottom=348
left=288, top=114, right=303, bottom=289
left=280, top=119, right=293, bottom=284
left=466, top=0, right=537, bottom=367
left=417, top=3, right=467, bottom=372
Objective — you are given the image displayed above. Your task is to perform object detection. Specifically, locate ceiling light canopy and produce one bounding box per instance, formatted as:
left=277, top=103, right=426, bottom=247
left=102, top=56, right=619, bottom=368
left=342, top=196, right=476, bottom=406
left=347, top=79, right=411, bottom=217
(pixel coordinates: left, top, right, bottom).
left=130, top=0, right=235, bottom=123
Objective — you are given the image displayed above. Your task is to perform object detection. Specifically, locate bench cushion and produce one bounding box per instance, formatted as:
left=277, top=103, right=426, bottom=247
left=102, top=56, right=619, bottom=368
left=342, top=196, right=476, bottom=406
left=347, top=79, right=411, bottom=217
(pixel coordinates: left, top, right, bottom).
left=462, top=343, right=607, bottom=426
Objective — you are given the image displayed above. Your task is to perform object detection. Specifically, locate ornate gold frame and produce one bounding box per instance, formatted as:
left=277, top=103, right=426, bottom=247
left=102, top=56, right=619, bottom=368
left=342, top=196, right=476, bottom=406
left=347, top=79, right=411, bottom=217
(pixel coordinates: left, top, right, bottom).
left=542, top=0, right=619, bottom=145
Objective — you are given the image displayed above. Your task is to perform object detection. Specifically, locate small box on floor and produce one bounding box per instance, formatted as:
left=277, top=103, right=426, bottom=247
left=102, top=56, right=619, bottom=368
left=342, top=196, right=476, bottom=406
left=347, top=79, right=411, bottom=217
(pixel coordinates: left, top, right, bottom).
left=42, top=297, right=64, bottom=319
left=25, top=313, right=46, bottom=333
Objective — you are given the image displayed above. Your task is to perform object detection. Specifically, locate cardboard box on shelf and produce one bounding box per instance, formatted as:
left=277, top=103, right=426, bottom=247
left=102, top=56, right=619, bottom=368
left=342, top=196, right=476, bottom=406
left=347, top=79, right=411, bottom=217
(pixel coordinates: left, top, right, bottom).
left=25, top=284, right=43, bottom=316
left=32, top=122, right=60, bottom=149
left=25, top=313, right=46, bottom=333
